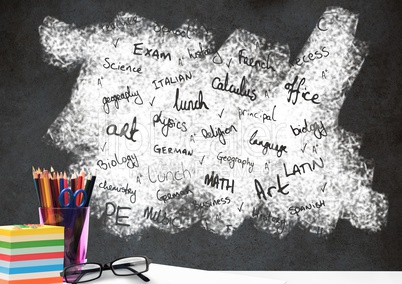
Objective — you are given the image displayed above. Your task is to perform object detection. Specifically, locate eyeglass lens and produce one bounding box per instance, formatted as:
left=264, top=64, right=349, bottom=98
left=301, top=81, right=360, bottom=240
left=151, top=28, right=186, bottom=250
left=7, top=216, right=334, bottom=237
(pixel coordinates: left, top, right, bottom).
left=64, top=263, right=102, bottom=283
left=112, top=256, right=148, bottom=276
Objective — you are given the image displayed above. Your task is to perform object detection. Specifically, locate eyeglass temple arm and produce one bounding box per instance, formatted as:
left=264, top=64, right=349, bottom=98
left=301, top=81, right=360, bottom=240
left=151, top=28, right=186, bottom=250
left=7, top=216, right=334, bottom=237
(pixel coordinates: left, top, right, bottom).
left=111, top=263, right=150, bottom=282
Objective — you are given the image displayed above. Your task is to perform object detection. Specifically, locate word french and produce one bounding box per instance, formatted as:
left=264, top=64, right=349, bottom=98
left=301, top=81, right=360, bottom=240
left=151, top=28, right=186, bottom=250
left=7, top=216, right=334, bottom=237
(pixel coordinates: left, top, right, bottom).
left=238, top=49, right=276, bottom=72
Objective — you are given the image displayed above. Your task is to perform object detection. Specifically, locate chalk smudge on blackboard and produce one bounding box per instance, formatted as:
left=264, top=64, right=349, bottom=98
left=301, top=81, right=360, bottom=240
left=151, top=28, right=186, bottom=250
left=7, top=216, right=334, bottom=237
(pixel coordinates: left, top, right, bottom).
left=39, top=7, right=388, bottom=239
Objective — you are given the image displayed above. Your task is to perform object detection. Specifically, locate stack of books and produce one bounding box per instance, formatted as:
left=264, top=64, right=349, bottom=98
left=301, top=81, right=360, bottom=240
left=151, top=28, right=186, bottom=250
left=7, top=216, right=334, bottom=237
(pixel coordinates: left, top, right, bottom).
left=0, top=224, right=64, bottom=284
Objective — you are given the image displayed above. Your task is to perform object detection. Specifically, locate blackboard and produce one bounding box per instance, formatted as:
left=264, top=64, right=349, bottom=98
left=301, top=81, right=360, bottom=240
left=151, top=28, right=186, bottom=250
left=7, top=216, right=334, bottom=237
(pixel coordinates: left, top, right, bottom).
left=1, top=0, right=401, bottom=270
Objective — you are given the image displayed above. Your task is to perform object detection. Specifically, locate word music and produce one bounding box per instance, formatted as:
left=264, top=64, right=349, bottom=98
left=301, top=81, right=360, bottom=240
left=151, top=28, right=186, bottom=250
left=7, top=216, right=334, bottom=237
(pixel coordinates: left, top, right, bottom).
left=133, top=42, right=172, bottom=61
left=173, top=88, right=209, bottom=111
left=212, top=73, right=257, bottom=101
left=143, top=206, right=181, bottom=228
left=152, top=71, right=192, bottom=89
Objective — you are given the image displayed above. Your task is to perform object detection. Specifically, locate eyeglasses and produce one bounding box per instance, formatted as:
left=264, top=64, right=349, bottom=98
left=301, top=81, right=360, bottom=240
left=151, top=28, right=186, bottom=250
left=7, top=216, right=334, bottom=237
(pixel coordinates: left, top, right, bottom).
left=61, top=256, right=151, bottom=283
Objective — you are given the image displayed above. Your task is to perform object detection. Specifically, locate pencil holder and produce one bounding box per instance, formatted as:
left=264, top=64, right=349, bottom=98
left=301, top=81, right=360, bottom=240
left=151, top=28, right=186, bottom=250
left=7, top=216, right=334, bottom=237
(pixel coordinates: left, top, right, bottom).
left=38, top=207, right=90, bottom=268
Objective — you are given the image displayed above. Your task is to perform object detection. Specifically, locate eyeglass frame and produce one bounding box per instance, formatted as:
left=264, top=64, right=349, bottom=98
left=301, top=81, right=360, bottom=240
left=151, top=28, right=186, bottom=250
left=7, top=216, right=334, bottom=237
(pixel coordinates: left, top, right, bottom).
left=60, top=255, right=152, bottom=283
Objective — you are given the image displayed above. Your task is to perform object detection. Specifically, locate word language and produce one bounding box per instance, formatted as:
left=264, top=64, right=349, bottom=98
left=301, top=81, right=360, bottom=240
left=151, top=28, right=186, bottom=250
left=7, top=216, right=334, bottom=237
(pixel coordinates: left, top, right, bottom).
left=153, top=110, right=187, bottom=137
left=97, top=152, right=140, bottom=170
left=102, top=57, right=142, bottom=74
left=249, top=130, right=287, bottom=157
left=152, top=71, right=192, bottom=89
left=290, top=119, right=327, bottom=139
left=102, top=86, right=143, bottom=114
left=204, top=171, right=235, bottom=193
left=289, top=200, right=326, bottom=216
left=284, top=76, right=320, bottom=105
left=211, top=73, right=257, bottom=101
left=216, top=152, right=254, bottom=173
left=133, top=42, right=172, bottom=61
left=173, top=88, right=209, bottom=111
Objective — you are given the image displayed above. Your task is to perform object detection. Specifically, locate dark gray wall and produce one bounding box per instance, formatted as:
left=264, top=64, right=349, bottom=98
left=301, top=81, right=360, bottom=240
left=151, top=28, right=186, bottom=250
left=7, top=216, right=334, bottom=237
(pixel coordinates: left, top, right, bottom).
left=1, top=0, right=401, bottom=270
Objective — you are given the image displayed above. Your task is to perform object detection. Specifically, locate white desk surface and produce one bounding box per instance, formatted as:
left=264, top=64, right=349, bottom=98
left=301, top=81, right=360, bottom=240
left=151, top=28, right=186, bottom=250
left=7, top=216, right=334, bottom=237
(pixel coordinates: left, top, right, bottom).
left=89, top=263, right=401, bottom=284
